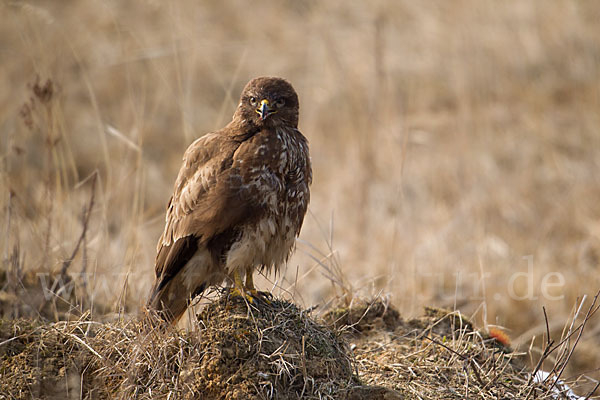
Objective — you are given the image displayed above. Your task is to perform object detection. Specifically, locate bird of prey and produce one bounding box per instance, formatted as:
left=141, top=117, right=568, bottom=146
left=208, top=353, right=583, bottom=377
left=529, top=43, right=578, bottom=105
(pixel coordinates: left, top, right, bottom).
left=147, top=77, right=312, bottom=323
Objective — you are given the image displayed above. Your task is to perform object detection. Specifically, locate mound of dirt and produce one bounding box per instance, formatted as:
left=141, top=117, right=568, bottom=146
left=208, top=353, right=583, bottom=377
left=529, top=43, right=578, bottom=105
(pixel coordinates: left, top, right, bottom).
left=324, top=298, right=402, bottom=333
left=183, top=294, right=357, bottom=399
left=0, top=318, right=92, bottom=399
left=1, top=293, right=384, bottom=399
left=0, top=294, right=587, bottom=399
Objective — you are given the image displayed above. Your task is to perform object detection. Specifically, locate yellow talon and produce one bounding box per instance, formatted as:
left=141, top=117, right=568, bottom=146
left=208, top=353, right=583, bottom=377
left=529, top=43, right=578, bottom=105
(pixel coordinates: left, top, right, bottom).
left=231, top=270, right=254, bottom=303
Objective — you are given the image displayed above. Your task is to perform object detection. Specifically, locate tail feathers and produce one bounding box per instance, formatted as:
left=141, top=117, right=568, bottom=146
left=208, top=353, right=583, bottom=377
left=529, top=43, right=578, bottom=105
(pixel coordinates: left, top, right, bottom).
left=147, top=281, right=188, bottom=324
left=146, top=279, right=208, bottom=324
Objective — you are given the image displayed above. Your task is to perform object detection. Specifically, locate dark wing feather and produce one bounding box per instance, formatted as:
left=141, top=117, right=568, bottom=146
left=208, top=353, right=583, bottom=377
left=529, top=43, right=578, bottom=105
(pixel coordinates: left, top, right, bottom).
left=153, top=235, right=198, bottom=293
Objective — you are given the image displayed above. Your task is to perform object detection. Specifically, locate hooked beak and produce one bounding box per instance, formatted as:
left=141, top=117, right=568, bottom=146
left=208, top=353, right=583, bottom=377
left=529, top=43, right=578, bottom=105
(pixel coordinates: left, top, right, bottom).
left=256, top=99, right=272, bottom=121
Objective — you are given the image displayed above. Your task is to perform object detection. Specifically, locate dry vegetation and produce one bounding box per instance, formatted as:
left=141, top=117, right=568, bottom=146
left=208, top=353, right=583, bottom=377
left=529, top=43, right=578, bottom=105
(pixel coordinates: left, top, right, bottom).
left=1, top=0, right=600, bottom=398
left=1, top=293, right=596, bottom=399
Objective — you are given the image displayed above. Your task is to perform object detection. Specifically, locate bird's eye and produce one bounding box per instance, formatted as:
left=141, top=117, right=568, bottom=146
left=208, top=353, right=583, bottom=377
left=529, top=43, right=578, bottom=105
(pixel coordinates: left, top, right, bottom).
left=274, top=98, right=285, bottom=108
left=249, top=97, right=257, bottom=106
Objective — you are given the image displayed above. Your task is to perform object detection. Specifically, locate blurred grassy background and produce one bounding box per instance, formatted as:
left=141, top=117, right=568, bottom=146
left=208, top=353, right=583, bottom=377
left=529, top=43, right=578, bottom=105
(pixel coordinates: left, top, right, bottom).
left=1, top=0, right=600, bottom=380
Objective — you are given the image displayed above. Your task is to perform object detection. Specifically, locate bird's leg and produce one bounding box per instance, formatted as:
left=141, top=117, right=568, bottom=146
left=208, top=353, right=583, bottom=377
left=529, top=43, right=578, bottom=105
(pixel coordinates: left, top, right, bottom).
left=244, top=267, right=256, bottom=292
left=234, top=269, right=245, bottom=290
left=230, top=269, right=254, bottom=303
left=229, top=268, right=271, bottom=304
left=245, top=267, right=272, bottom=302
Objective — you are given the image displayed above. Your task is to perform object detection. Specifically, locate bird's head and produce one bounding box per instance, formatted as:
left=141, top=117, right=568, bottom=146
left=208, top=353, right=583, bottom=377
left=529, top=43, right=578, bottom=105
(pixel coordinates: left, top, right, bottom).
left=235, top=77, right=299, bottom=129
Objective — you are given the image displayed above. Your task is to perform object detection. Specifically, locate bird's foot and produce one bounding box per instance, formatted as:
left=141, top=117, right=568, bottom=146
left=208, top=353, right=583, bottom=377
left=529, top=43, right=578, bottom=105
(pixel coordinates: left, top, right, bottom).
left=248, top=289, right=273, bottom=304
left=228, top=287, right=273, bottom=305
left=229, top=286, right=255, bottom=304
left=256, top=290, right=273, bottom=303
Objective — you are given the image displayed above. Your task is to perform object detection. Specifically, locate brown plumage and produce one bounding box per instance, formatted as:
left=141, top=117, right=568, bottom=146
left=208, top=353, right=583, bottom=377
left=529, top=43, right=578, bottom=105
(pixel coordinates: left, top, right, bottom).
left=147, top=77, right=312, bottom=323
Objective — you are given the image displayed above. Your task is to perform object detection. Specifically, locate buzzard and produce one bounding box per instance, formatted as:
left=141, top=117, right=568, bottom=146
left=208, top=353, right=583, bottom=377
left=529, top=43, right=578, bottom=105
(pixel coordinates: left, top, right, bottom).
left=147, top=77, right=312, bottom=323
